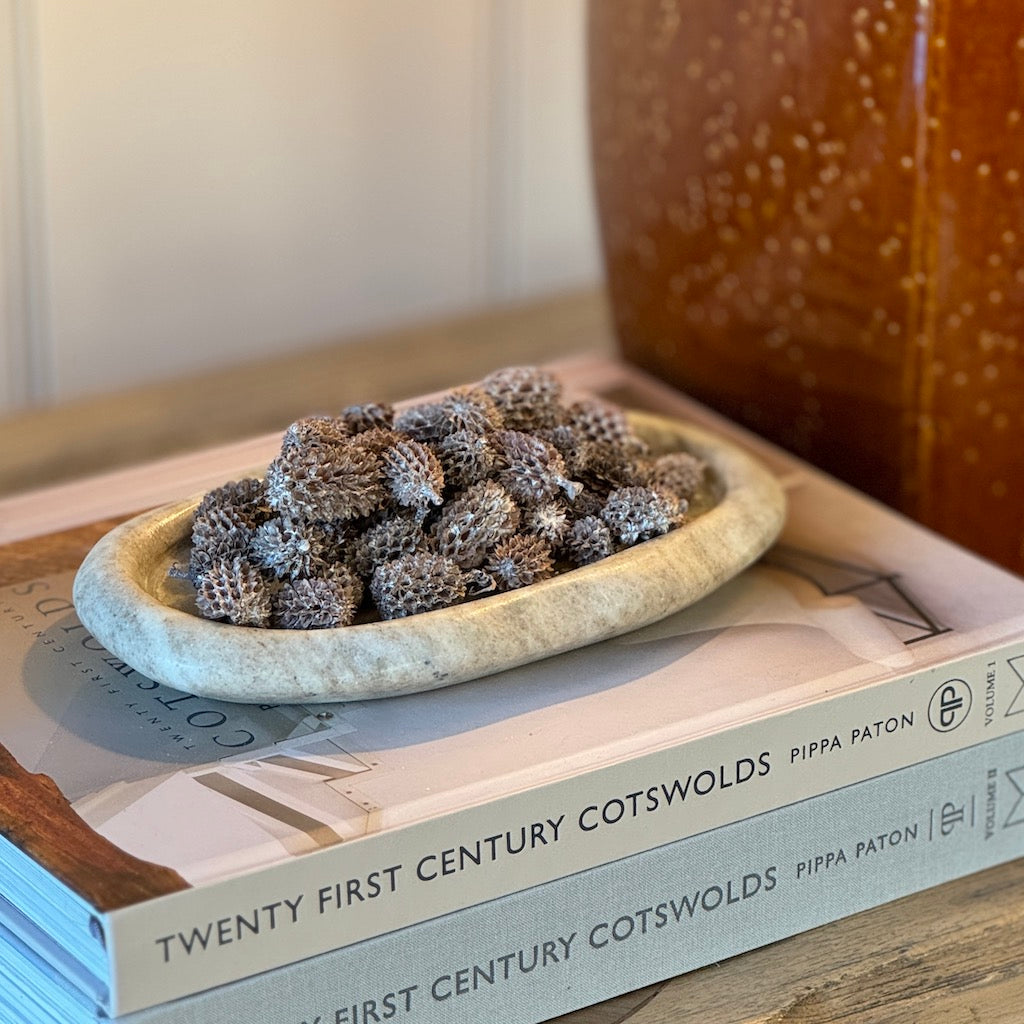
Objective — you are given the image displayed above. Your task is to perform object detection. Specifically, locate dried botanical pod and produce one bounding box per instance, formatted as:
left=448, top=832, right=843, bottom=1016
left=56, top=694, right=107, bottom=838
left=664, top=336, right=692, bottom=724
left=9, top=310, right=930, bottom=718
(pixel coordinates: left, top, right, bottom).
left=351, top=511, right=431, bottom=578
left=322, top=560, right=366, bottom=610
left=641, top=450, right=707, bottom=502
left=271, top=576, right=359, bottom=630
left=370, top=552, right=467, bottom=619
left=381, top=439, right=445, bottom=516
left=195, top=556, right=272, bottom=626
left=575, top=439, right=645, bottom=492
left=485, top=535, right=555, bottom=591
left=568, top=488, right=607, bottom=521
left=567, top=397, right=647, bottom=454
left=433, top=480, right=521, bottom=568
left=534, top=423, right=585, bottom=474
left=340, top=402, right=394, bottom=433
left=194, top=477, right=270, bottom=525
left=281, top=415, right=350, bottom=450
left=481, top=365, right=564, bottom=431
left=601, top=486, right=677, bottom=546
left=436, top=429, right=498, bottom=490
left=348, top=425, right=405, bottom=455
left=436, top=386, right=504, bottom=436
left=494, top=429, right=581, bottom=504
left=248, top=516, right=328, bottom=580
left=266, top=437, right=385, bottom=521
left=564, top=515, right=615, bottom=566
left=393, top=401, right=448, bottom=442
left=522, top=500, right=572, bottom=548
left=190, top=506, right=253, bottom=578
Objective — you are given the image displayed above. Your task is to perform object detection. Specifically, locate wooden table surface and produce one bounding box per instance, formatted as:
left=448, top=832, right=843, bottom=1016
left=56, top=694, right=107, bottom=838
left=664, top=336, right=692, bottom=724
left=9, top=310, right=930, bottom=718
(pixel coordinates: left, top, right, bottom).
left=2, top=288, right=1022, bottom=1022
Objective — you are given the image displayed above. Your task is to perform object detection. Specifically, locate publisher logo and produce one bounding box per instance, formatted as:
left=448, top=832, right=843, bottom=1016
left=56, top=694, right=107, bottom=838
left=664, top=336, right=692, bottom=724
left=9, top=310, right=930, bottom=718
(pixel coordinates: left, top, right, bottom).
left=928, top=679, right=972, bottom=732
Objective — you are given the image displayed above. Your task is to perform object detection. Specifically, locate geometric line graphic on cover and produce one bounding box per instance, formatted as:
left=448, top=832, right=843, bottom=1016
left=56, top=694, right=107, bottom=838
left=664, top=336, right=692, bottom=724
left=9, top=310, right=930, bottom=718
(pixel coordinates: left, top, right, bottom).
left=1005, top=655, right=1024, bottom=717
left=762, top=545, right=951, bottom=645
left=193, top=749, right=373, bottom=854
left=1005, top=766, right=1024, bottom=828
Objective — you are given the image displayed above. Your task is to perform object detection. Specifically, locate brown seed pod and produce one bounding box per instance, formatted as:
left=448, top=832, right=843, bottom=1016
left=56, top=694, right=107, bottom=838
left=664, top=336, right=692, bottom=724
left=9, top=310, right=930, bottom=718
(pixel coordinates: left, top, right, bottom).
left=481, top=365, right=564, bottom=431
left=564, top=515, right=615, bottom=566
left=485, top=534, right=556, bottom=591
left=195, top=556, right=272, bottom=626
left=271, top=576, right=359, bottom=630
left=381, top=439, right=445, bottom=516
left=433, top=480, right=521, bottom=569
left=494, top=429, right=581, bottom=504
left=266, top=437, right=385, bottom=522
left=370, top=552, right=468, bottom=619
left=601, top=486, right=677, bottom=546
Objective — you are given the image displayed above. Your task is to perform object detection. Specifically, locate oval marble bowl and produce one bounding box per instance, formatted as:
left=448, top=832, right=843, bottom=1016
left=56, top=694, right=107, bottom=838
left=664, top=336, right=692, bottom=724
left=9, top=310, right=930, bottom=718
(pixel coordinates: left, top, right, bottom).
left=72, top=411, right=786, bottom=704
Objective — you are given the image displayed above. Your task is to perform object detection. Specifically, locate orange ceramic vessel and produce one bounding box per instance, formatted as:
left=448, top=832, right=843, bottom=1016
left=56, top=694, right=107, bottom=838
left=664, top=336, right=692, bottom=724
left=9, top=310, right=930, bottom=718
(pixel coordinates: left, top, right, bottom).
left=589, top=0, right=1024, bottom=574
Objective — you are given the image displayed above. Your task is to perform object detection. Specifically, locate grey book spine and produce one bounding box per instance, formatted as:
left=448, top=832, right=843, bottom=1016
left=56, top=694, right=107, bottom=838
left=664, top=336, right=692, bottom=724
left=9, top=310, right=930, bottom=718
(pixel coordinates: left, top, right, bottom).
left=5, top=730, right=1022, bottom=1024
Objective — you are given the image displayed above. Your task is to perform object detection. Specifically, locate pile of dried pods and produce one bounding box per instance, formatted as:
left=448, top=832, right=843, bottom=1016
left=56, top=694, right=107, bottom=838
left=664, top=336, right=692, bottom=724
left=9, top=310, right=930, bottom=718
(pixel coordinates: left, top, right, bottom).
left=179, top=366, right=706, bottom=628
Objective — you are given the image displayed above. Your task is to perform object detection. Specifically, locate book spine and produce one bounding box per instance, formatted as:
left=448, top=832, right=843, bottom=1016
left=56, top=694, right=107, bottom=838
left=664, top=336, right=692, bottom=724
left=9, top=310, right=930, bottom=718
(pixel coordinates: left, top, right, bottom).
left=9, top=728, right=1017, bottom=1024
left=107, top=638, right=1024, bottom=1013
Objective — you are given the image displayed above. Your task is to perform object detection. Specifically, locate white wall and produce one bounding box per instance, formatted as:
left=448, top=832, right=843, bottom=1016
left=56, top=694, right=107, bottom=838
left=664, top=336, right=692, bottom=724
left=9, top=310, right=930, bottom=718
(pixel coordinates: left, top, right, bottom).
left=0, top=0, right=601, bottom=413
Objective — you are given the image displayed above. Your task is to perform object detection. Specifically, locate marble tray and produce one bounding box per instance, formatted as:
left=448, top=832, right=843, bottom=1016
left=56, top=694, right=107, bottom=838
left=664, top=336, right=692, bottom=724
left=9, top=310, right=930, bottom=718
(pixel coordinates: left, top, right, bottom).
left=72, top=412, right=786, bottom=703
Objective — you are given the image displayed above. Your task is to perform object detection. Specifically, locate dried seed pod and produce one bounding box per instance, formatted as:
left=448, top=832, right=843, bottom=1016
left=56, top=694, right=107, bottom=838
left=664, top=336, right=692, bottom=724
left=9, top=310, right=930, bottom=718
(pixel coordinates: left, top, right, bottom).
left=349, top=425, right=405, bottom=455
left=351, top=511, right=431, bottom=578
left=190, top=505, right=253, bottom=578
left=575, top=439, right=645, bottom=492
left=436, top=429, right=498, bottom=490
left=248, top=516, right=329, bottom=580
left=381, top=439, right=445, bottom=516
left=601, top=486, right=677, bottom=546
left=568, top=488, right=607, bottom=521
left=323, top=561, right=366, bottom=610
left=393, top=401, right=448, bottom=442
left=485, top=535, right=555, bottom=591
left=535, top=423, right=585, bottom=474
left=642, top=450, right=707, bottom=502
left=495, top=429, right=581, bottom=504
left=281, top=415, right=350, bottom=450
left=271, top=576, right=359, bottom=630
left=567, top=397, right=647, bottom=453
left=195, top=556, right=272, bottom=626
left=564, top=515, right=615, bottom=566
left=522, top=500, right=572, bottom=548
left=433, top=480, right=521, bottom=568
left=266, top=437, right=385, bottom=521
left=194, top=477, right=270, bottom=525
left=436, top=386, right=504, bottom=436
left=481, top=365, right=564, bottom=431
left=340, top=402, right=394, bottom=433
left=370, top=552, right=467, bottom=619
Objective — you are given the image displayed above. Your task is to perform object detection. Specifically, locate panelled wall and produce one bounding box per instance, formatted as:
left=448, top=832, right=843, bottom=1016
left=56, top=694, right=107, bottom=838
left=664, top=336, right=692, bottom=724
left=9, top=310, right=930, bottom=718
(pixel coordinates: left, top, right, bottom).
left=0, top=1, right=601, bottom=414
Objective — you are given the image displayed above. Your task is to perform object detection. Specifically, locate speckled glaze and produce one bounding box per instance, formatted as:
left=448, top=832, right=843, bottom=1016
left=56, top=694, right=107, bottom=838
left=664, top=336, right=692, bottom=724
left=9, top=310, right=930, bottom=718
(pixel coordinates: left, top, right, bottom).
left=72, top=412, right=785, bottom=704
left=589, top=0, right=1024, bottom=575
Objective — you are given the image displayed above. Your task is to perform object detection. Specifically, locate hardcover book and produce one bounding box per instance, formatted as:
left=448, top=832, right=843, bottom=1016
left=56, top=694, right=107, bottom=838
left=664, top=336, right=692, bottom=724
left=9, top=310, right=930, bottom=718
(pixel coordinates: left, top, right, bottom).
left=2, top=357, right=1023, bottom=1017
left=4, top=728, right=1023, bottom=1024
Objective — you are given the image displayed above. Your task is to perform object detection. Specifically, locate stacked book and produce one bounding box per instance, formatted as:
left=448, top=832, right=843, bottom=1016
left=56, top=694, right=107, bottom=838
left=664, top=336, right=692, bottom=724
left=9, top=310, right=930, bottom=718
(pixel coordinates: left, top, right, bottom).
left=2, top=357, right=1023, bottom=1023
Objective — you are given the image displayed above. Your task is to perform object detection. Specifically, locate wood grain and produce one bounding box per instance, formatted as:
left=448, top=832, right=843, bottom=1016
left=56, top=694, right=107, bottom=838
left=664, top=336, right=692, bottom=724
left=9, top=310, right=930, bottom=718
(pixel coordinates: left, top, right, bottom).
left=0, top=288, right=614, bottom=497
left=0, top=743, right=189, bottom=912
